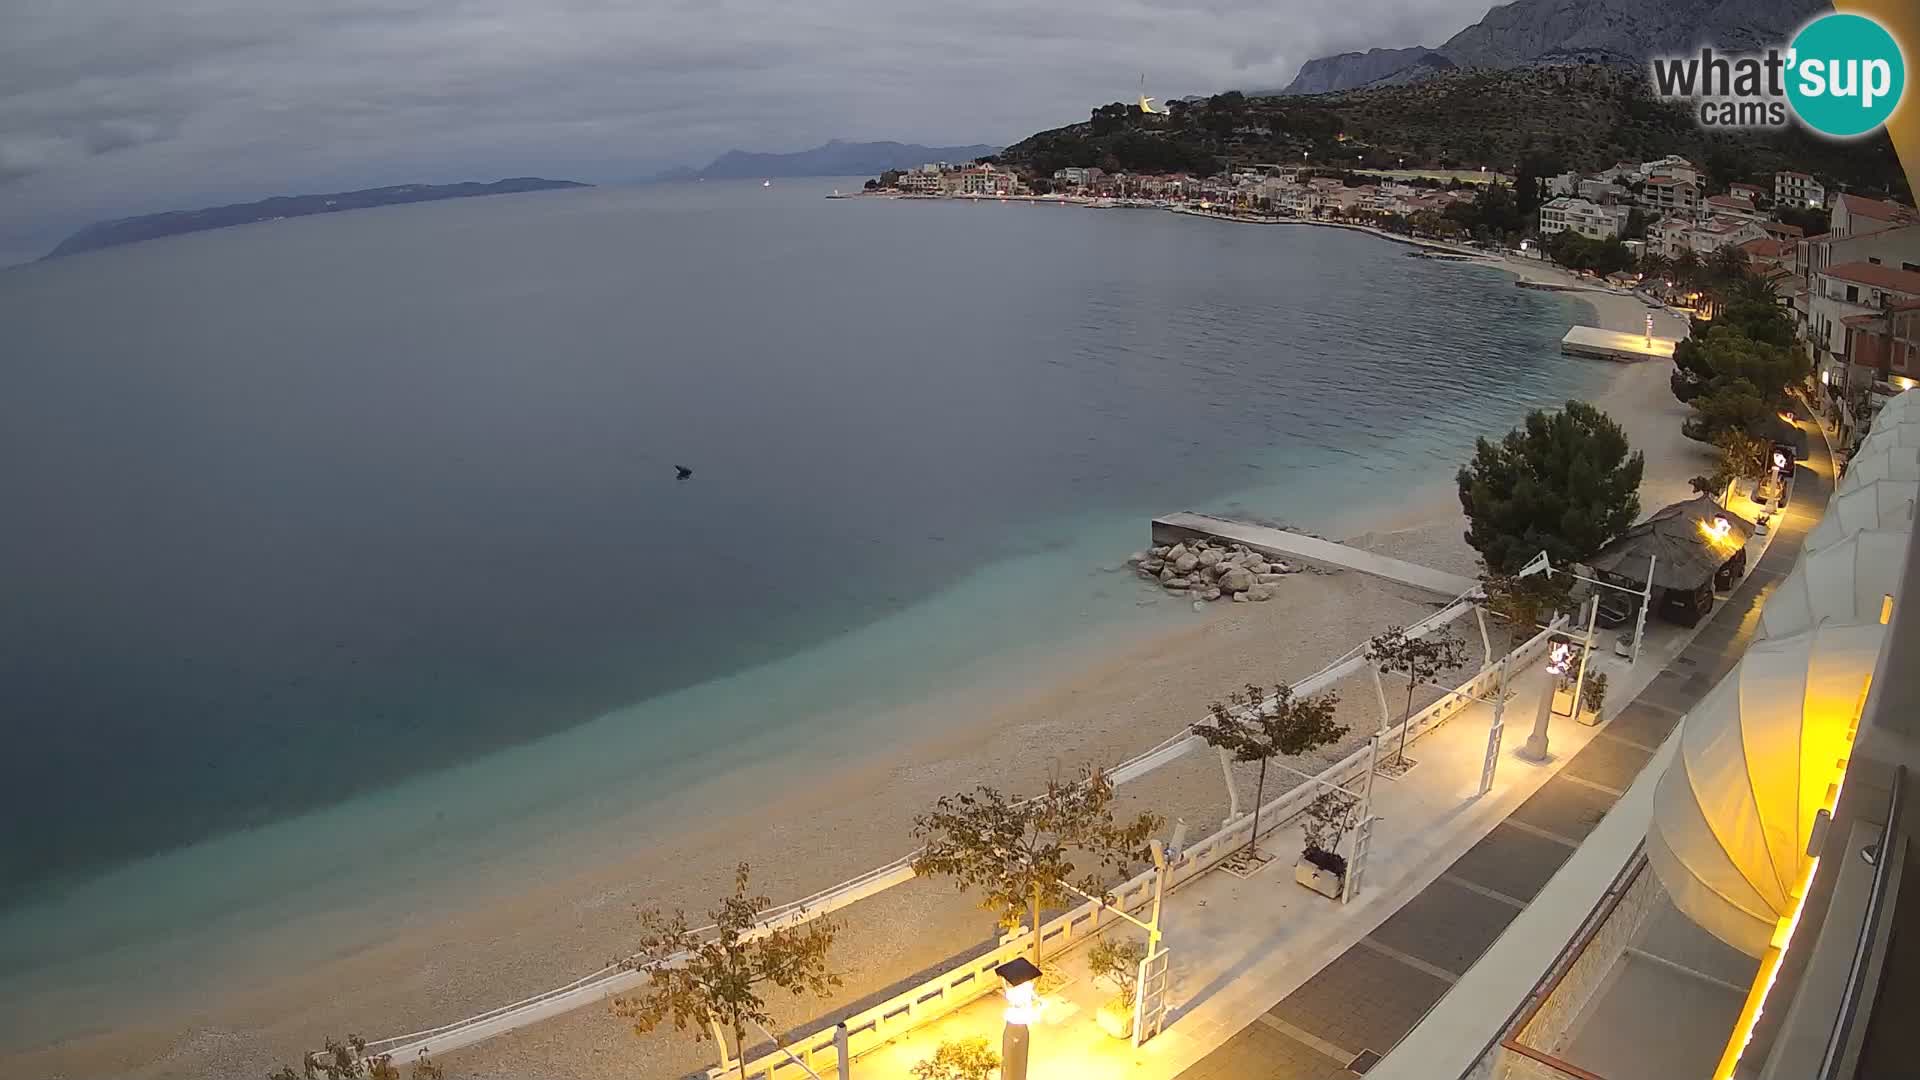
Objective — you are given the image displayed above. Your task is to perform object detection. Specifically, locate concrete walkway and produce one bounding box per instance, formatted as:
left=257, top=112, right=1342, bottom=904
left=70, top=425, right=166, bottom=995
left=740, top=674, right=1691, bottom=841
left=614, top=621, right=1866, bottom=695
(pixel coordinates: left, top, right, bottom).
left=1152, top=513, right=1479, bottom=598
left=828, top=656, right=1608, bottom=1080
left=1184, top=403, right=1834, bottom=1080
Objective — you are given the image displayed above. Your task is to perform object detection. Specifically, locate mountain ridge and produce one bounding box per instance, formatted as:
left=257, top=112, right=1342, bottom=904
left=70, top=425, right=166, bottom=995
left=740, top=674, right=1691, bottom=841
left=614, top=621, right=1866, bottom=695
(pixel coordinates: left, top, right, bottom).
left=45, top=178, right=590, bottom=260
left=1264, top=0, right=1830, bottom=95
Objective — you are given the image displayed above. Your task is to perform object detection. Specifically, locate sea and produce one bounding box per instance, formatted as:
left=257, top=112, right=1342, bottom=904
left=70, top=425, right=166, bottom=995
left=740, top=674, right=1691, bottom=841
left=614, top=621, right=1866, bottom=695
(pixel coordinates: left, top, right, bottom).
left=0, top=179, right=1606, bottom=1039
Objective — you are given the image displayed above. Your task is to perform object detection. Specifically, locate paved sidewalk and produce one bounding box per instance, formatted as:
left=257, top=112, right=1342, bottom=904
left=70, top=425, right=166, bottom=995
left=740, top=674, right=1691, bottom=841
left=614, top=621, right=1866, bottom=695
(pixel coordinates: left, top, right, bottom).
left=1177, top=403, right=1834, bottom=1079
left=834, top=656, right=1608, bottom=1080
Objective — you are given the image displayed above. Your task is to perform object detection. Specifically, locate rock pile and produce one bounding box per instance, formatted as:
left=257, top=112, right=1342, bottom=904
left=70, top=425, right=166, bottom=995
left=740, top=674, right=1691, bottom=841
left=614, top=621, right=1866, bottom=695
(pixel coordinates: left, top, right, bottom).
left=1128, top=539, right=1301, bottom=603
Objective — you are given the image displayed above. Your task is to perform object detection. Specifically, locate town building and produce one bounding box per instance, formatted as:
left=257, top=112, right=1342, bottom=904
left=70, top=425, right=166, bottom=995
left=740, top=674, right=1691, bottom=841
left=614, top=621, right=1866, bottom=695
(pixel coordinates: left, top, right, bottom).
left=1703, top=193, right=1763, bottom=222
left=1050, top=166, right=1103, bottom=187
left=1830, top=192, right=1919, bottom=238
left=1841, top=298, right=1920, bottom=392
left=1729, top=181, right=1765, bottom=204
left=1639, top=175, right=1700, bottom=216
left=1774, top=169, right=1826, bottom=208
left=1538, top=196, right=1627, bottom=239
left=1638, top=155, right=1698, bottom=186
left=1806, top=260, right=1920, bottom=394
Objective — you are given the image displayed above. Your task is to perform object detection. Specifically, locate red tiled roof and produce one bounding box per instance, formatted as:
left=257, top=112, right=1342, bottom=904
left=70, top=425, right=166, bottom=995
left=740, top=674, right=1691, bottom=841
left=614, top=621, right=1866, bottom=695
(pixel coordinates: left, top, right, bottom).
left=1823, top=261, right=1920, bottom=293
left=1741, top=238, right=1792, bottom=258
left=1707, top=194, right=1755, bottom=209
left=1765, top=222, right=1806, bottom=238
left=1838, top=193, right=1918, bottom=222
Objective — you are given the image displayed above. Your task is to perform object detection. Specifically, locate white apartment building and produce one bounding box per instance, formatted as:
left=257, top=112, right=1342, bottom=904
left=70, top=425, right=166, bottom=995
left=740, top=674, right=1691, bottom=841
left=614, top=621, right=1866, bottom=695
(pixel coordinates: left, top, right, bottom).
left=1638, top=155, right=1698, bottom=186
left=1774, top=170, right=1826, bottom=208
left=1640, top=175, right=1700, bottom=216
left=1538, top=196, right=1627, bottom=240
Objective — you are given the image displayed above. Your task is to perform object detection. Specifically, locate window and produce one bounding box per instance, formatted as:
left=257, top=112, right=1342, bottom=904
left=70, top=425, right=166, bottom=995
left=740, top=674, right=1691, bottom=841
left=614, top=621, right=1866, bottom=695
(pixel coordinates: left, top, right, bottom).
left=1847, top=285, right=1860, bottom=303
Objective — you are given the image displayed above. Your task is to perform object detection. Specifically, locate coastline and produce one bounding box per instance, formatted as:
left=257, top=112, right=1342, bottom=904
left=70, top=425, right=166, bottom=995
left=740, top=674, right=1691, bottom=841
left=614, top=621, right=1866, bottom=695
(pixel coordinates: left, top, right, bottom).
left=1, top=221, right=1711, bottom=1080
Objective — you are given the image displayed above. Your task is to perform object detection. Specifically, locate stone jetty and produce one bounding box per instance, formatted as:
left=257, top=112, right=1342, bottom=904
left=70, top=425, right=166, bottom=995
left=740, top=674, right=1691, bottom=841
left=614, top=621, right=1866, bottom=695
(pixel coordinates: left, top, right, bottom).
left=1127, top=537, right=1301, bottom=603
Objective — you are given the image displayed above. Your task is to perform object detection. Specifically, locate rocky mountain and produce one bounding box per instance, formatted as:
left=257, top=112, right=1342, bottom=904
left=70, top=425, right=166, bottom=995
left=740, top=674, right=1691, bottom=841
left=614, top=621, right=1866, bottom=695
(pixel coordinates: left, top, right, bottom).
left=654, top=140, right=1000, bottom=181
left=1437, top=0, right=1825, bottom=69
left=1270, top=47, right=1447, bottom=95
left=45, top=178, right=590, bottom=259
left=1269, top=0, right=1830, bottom=95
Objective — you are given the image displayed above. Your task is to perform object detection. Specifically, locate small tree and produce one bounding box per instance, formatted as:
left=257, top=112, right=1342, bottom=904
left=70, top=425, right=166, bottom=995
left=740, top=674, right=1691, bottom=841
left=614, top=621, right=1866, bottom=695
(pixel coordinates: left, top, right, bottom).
left=611, top=863, right=841, bottom=1080
left=1300, top=789, right=1359, bottom=874
left=1478, top=569, right=1575, bottom=650
left=1456, top=400, right=1644, bottom=574
left=266, top=1037, right=444, bottom=1080
left=912, top=1038, right=1001, bottom=1080
left=1087, top=935, right=1148, bottom=1006
left=1689, top=427, right=1770, bottom=502
left=912, top=766, right=1162, bottom=963
left=1192, top=683, right=1345, bottom=859
left=1367, top=625, right=1470, bottom=766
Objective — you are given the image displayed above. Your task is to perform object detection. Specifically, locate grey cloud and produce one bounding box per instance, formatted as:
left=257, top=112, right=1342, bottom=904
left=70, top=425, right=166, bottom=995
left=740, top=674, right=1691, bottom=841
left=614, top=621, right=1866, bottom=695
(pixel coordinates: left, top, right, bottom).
left=0, top=0, right=1493, bottom=257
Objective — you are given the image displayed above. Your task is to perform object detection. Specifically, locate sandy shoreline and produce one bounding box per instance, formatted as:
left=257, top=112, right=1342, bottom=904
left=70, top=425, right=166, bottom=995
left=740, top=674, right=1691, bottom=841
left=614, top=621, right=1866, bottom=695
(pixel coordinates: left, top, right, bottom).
left=3, top=234, right=1713, bottom=1080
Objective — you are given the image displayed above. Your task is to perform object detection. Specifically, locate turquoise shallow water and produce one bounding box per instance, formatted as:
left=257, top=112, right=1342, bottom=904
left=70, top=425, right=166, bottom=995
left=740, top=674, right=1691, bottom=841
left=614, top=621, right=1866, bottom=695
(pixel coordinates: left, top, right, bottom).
left=0, top=181, right=1606, bottom=1023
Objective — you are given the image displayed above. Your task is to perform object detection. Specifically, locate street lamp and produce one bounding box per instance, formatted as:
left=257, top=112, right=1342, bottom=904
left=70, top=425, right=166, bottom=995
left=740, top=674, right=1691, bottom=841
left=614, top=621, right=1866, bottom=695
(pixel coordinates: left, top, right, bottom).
left=995, top=957, right=1043, bottom=1080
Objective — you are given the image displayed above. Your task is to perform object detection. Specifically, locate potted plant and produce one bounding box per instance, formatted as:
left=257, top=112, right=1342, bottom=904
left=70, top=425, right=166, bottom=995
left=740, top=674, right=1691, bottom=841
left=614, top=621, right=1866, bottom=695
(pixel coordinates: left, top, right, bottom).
left=1295, top=790, right=1359, bottom=900
left=1580, top=671, right=1609, bottom=722
left=1087, top=936, right=1147, bottom=1039
left=911, top=1037, right=1000, bottom=1080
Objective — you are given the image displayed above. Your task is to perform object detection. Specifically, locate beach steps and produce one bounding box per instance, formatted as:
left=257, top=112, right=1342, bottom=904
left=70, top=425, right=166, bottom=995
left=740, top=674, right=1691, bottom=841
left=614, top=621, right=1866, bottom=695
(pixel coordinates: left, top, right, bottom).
left=1151, top=511, right=1477, bottom=597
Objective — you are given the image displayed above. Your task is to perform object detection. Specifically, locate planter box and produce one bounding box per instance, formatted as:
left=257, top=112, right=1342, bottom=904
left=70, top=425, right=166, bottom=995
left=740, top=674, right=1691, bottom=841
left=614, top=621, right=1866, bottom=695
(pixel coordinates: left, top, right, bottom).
left=1097, top=999, right=1135, bottom=1040
left=1295, top=859, right=1345, bottom=899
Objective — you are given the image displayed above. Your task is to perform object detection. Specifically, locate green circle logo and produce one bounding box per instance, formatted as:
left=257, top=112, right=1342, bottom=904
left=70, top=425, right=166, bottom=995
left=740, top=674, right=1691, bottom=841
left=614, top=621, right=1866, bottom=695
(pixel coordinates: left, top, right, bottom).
left=1787, top=13, right=1906, bottom=137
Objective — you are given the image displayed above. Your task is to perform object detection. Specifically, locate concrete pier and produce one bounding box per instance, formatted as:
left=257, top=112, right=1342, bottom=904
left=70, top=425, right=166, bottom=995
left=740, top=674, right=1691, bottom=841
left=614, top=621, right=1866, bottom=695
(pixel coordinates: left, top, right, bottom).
left=1560, top=325, right=1677, bottom=362
left=1151, top=512, right=1478, bottom=597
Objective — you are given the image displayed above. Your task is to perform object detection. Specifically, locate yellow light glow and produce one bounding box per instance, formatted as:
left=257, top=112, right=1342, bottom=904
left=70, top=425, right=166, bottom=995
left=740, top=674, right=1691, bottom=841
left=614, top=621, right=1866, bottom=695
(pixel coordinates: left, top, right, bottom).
left=1003, top=982, right=1039, bottom=1026
left=1883, top=595, right=1895, bottom=625
left=1710, top=674, right=1870, bottom=1080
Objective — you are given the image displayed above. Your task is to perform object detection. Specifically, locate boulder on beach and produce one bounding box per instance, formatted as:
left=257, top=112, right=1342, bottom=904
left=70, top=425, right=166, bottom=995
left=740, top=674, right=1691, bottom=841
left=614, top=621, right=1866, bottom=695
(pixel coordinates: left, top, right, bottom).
left=1255, top=573, right=1287, bottom=585
left=1200, top=586, right=1222, bottom=601
left=1141, top=559, right=1164, bottom=574
left=1173, top=552, right=1199, bottom=573
left=1127, top=551, right=1148, bottom=566
left=1244, top=560, right=1269, bottom=575
left=1197, top=548, right=1222, bottom=568
left=1166, top=543, right=1189, bottom=563
left=1219, top=567, right=1254, bottom=593
left=1250, top=586, right=1273, bottom=601
left=1159, top=566, right=1177, bottom=583
left=1233, top=592, right=1250, bottom=603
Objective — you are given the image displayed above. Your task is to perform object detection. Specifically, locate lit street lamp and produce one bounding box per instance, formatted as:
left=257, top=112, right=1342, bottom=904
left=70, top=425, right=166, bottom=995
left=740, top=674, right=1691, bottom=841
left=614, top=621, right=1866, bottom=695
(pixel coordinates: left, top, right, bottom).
left=995, top=957, right=1043, bottom=1080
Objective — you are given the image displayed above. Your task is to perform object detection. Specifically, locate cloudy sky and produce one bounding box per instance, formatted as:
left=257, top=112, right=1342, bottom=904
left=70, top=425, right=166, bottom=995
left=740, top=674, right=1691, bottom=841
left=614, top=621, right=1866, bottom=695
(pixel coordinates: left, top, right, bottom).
left=1, top=0, right=1494, bottom=263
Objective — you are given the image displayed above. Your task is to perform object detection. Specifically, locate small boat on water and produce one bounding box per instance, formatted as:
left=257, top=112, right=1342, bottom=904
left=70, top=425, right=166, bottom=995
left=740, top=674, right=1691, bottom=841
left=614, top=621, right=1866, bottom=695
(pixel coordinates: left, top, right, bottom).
left=762, top=179, right=771, bottom=188
left=825, top=190, right=853, bottom=199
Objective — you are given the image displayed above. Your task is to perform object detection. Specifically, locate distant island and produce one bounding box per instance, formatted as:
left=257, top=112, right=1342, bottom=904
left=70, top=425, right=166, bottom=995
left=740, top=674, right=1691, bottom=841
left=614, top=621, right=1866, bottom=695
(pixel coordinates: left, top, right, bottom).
left=44, top=177, right=592, bottom=259
left=653, top=140, right=1000, bottom=182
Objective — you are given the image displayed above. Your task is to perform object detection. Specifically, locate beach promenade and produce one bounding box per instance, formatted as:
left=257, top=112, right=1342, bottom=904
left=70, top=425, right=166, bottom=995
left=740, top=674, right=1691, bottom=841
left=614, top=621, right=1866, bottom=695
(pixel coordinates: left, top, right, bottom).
left=782, top=406, right=1828, bottom=1080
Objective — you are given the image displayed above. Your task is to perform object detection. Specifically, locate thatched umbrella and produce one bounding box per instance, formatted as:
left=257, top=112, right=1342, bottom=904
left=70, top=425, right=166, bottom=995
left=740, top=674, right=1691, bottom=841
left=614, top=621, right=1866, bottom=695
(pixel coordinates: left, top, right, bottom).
left=1589, top=495, right=1755, bottom=593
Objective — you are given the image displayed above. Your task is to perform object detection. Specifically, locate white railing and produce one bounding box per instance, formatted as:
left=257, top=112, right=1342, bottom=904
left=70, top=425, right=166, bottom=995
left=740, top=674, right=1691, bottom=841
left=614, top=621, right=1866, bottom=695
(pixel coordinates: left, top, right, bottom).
left=358, top=592, right=1492, bottom=1067
left=712, top=616, right=1562, bottom=1080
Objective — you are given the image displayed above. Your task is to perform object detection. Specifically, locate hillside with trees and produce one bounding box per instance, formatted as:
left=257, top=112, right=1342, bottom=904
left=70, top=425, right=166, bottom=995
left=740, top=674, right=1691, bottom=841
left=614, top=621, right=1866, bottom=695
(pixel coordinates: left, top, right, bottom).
left=997, top=65, right=1910, bottom=202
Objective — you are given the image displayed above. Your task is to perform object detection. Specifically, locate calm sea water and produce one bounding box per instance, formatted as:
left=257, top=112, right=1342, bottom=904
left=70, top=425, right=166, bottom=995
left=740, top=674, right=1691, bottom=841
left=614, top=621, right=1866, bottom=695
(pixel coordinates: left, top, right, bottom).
left=0, top=180, right=1604, bottom=997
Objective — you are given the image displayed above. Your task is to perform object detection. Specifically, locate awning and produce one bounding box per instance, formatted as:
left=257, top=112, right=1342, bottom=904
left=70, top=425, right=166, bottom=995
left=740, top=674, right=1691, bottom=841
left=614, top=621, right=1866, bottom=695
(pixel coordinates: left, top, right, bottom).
left=1758, top=529, right=1907, bottom=640
left=1589, top=496, right=1755, bottom=592
left=1647, top=622, right=1884, bottom=957
left=1839, top=443, right=1920, bottom=494
left=1806, top=480, right=1917, bottom=554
